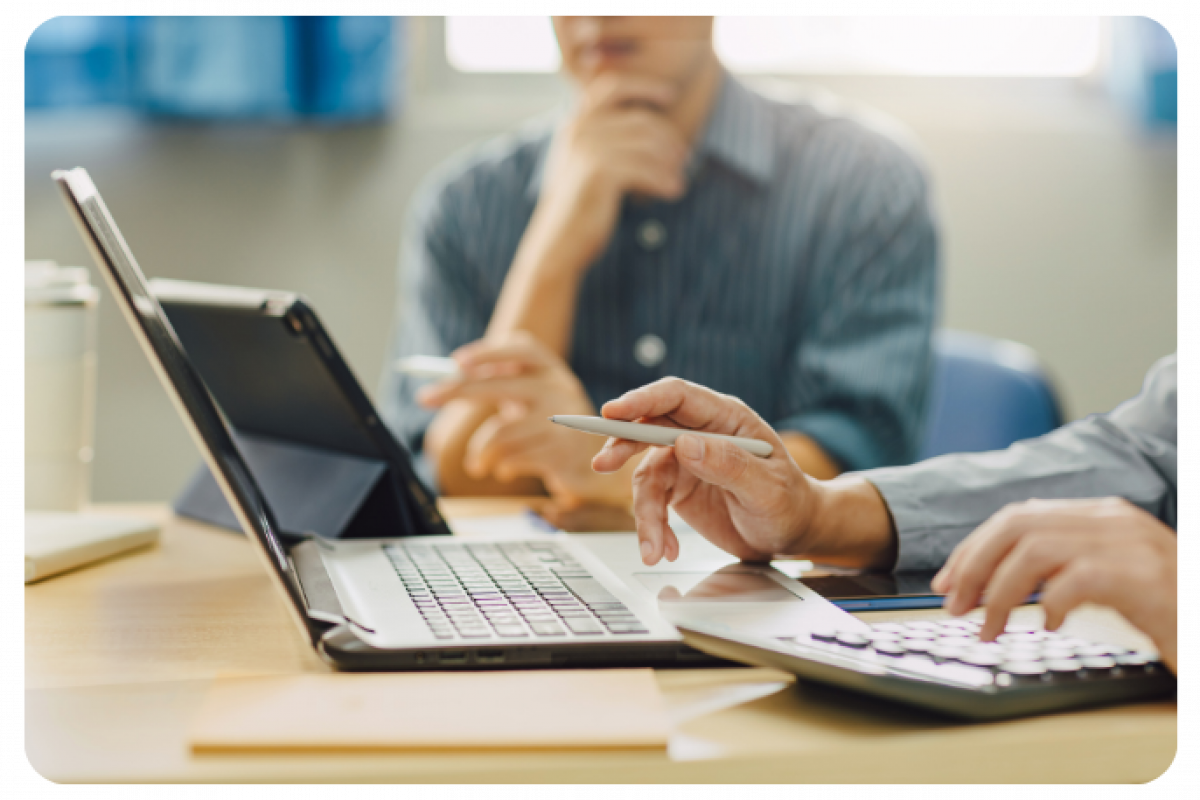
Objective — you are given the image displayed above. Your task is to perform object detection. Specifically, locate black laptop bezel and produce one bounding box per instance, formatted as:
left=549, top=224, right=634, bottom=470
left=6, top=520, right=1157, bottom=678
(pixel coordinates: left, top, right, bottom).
left=52, top=167, right=325, bottom=644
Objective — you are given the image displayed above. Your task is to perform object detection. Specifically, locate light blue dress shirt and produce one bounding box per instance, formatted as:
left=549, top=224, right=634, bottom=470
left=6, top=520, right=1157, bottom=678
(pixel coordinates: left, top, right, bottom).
left=381, top=73, right=939, bottom=490
left=870, top=355, right=1177, bottom=571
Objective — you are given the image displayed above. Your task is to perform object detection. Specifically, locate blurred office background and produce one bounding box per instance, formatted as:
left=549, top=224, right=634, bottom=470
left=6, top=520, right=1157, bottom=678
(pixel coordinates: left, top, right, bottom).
left=24, top=16, right=1177, bottom=502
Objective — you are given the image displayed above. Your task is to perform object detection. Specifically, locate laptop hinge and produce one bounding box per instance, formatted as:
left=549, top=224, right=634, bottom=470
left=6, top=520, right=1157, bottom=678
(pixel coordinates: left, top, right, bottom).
left=290, top=539, right=346, bottom=625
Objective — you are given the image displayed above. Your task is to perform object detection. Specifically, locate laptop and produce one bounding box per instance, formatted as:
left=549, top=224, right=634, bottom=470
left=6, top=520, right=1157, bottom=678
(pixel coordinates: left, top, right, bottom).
left=53, top=166, right=858, bottom=671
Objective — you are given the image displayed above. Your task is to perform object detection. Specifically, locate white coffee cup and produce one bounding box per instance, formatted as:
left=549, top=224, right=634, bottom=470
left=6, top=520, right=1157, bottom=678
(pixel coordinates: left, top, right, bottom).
left=25, top=261, right=99, bottom=512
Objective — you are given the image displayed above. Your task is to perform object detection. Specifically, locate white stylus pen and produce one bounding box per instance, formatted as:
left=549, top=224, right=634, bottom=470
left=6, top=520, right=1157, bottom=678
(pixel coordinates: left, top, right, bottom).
left=549, top=415, right=774, bottom=458
left=394, top=355, right=462, bottom=379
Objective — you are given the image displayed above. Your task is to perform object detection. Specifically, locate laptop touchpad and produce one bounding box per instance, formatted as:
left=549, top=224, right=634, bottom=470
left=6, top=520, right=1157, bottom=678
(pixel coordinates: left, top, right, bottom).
left=634, top=571, right=802, bottom=603
left=634, top=566, right=858, bottom=638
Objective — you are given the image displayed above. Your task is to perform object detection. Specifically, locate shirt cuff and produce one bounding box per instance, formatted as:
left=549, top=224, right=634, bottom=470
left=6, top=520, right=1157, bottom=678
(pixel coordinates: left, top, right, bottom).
left=864, top=466, right=971, bottom=572
left=775, top=410, right=886, bottom=472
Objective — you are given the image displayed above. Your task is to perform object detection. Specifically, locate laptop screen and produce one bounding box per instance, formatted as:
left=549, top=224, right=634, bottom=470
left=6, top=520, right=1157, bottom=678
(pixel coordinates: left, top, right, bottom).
left=52, top=167, right=313, bottom=637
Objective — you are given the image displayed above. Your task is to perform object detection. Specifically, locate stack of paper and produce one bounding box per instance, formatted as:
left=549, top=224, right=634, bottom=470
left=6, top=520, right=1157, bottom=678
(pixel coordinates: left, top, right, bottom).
left=25, top=512, right=159, bottom=583
left=189, top=669, right=669, bottom=752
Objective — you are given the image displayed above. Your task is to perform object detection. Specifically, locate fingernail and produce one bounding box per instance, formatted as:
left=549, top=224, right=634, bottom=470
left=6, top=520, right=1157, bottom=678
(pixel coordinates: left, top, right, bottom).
left=676, top=434, right=704, bottom=461
left=639, top=540, right=653, bottom=562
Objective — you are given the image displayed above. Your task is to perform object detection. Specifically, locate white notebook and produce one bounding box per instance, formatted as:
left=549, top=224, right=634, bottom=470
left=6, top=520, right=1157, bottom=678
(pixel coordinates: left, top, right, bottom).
left=25, top=512, right=160, bottom=583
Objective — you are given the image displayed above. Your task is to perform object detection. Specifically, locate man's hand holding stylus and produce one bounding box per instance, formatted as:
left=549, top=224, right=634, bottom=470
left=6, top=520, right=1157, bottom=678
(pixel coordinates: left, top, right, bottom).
left=591, top=377, right=896, bottom=568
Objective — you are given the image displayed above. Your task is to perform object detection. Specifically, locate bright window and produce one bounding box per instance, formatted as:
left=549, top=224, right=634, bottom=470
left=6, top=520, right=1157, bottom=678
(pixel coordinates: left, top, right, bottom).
left=445, top=16, right=1102, bottom=77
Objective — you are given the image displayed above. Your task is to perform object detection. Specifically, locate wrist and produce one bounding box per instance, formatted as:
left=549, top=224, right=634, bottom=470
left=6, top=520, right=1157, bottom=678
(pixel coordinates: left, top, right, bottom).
left=790, top=475, right=898, bottom=570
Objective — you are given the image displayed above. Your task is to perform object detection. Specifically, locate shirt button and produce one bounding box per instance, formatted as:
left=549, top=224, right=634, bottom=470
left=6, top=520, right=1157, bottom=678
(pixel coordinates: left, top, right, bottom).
left=636, top=219, right=667, bottom=251
left=634, top=334, right=667, bottom=368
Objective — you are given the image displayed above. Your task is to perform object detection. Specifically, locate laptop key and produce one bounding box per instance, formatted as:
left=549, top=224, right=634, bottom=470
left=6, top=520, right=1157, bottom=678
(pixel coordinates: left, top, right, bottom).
left=560, top=577, right=618, bottom=604
left=605, top=623, right=650, bottom=634
left=493, top=625, right=529, bottom=638
left=530, top=623, right=567, bottom=636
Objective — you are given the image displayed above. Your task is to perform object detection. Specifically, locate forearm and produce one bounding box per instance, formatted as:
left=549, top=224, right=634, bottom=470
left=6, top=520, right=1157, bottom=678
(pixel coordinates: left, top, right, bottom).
left=424, top=400, right=545, bottom=497
left=780, top=432, right=842, bottom=480
left=486, top=203, right=595, bottom=356
left=795, top=475, right=898, bottom=570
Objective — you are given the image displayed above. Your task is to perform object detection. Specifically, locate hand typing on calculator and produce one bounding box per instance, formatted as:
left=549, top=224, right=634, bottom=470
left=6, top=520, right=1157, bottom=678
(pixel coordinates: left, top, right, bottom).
left=593, top=375, right=1178, bottom=674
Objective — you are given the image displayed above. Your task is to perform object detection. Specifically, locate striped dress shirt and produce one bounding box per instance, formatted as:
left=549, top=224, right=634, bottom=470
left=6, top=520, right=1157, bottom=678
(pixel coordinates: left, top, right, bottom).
left=380, top=73, right=939, bottom=490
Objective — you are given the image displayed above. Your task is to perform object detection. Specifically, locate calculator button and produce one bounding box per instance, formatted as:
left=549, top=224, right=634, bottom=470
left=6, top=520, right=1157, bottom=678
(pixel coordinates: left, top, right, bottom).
left=902, top=629, right=938, bottom=640
left=871, top=623, right=908, bottom=634
left=1076, top=644, right=1123, bottom=658
left=997, top=632, right=1043, bottom=645
left=1116, top=652, right=1155, bottom=667
left=930, top=645, right=968, bottom=661
left=810, top=628, right=839, bottom=642
left=1040, top=648, right=1076, bottom=662
left=960, top=652, right=1005, bottom=668
left=901, top=639, right=934, bottom=654
left=1080, top=656, right=1117, bottom=670
left=938, top=619, right=976, bottom=631
left=1001, top=661, right=1048, bottom=676
left=905, top=621, right=940, bottom=631
left=835, top=632, right=870, bottom=648
left=1046, top=658, right=1084, bottom=673
left=1056, top=637, right=1091, bottom=650
left=1003, top=645, right=1044, bottom=661
left=936, top=637, right=975, bottom=649
left=873, top=641, right=906, bottom=656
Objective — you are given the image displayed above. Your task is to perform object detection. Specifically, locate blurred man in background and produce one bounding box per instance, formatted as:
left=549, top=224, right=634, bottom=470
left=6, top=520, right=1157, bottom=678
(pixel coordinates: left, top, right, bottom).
left=381, top=16, right=939, bottom=509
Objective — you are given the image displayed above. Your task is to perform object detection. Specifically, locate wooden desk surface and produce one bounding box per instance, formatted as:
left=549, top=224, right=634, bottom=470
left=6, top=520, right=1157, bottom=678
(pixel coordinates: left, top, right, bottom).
left=25, top=503, right=1176, bottom=783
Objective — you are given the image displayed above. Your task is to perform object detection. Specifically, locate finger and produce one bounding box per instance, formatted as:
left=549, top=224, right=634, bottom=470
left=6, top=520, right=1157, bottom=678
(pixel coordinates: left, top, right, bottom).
left=943, top=502, right=1094, bottom=616
left=602, top=378, right=776, bottom=441
left=467, top=416, right=553, bottom=478
left=584, top=73, right=677, bottom=113
left=463, top=414, right=506, bottom=478
left=416, top=379, right=465, bottom=408
left=663, top=524, right=681, bottom=563
left=1038, top=557, right=1113, bottom=632
left=631, top=448, right=680, bottom=566
left=592, top=436, right=653, bottom=472
left=977, top=532, right=1079, bottom=641
left=931, top=539, right=970, bottom=593
left=453, top=335, right=556, bottom=372
left=672, top=433, right=761, bottom=501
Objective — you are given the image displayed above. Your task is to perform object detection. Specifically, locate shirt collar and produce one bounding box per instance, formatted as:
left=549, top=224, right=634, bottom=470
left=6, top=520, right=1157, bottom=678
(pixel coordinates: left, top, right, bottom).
left=693, top=71, right=776, bottom=187
left=526, top=71, right=776, bottom=202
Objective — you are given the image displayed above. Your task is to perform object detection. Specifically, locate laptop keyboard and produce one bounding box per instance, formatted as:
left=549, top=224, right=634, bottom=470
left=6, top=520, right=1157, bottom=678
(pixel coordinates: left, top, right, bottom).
left=799, top=618, right=1163, bottom=686
left=383, top=541, right=650, bottom=641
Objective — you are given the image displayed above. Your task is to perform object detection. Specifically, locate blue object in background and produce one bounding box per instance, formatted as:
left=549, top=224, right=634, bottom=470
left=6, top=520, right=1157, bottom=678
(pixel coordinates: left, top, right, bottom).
left=25, top=16, right=131, bottom=108
left=25, top=16, right=399, bottom=121
left=917, top=331, right=1064, bottom=461
left=1108, top=16, right=1177, bottom=128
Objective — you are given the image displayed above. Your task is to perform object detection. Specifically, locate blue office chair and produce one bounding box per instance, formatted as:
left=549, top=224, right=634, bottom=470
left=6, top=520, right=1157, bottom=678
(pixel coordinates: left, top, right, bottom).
left=917, top=330, right=1064, bottom=461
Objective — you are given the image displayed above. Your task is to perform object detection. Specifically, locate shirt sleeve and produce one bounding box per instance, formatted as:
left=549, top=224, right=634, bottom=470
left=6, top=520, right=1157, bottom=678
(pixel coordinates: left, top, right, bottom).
left=867, top=355, right=1177, bottom=571
left=376, top=176, right=492, bottom=488
left=773, top=131, right=938, bottom=471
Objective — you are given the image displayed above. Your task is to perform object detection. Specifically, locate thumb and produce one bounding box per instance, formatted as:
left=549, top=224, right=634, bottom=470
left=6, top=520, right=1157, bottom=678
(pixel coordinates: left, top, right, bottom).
left=675, top=434, right=755, bottom=496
